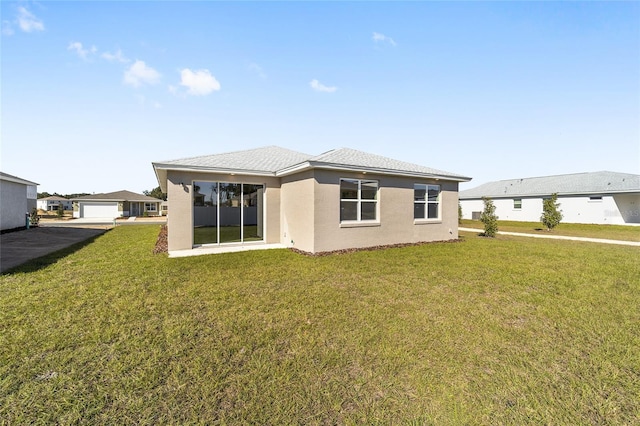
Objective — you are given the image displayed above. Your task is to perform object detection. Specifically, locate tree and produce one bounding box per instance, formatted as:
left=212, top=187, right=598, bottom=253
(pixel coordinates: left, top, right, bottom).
left=458, top=201, right=463, bottom=224
left=541, top=193, right=563, bottom=231
left=480, top=197, right=498, bottom=237
left=144, top=186, right=167, bottom=201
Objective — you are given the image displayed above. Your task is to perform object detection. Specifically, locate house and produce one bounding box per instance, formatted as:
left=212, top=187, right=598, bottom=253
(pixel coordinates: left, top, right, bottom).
left=72, top=190, right=162, bottom=219
left=459, top=171, right=640, bottom=225
left=0, top=172, right=38, bottom=231
left=152, top=146, right=471, bottom=255
left=37, top=195, right=73, bottom=212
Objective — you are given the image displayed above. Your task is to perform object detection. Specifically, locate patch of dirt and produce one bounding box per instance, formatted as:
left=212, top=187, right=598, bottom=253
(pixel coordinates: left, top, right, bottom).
left=153, top=225, right=168, bottom=254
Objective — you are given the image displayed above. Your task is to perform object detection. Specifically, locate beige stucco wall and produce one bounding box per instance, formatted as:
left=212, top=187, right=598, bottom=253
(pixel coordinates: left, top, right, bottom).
left=164, top=168, right=461, bottom=253
left=308, top=169, right=459, bottom=253
left=280, top=170, right=315, bottom=253
left=166, top=170, right=281, bottom=251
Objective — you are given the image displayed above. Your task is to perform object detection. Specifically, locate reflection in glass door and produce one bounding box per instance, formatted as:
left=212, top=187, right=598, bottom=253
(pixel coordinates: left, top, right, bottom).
left=219, top=183, right=241, bottom=243
left=193, top=182, right=218, bottom=245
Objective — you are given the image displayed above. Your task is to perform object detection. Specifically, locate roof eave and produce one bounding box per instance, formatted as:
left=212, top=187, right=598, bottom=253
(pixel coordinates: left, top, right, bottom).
left=460, top=189, right=640, bottom=199
left=277, top=161, right=471, bottom=181
left=153, top=163, right=277, bottom=177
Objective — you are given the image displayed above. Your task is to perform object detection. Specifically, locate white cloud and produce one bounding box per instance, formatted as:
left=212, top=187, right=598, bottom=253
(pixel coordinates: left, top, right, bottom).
left=124, top=60, right=161, bottom=87
left=310, top=79, right=337, bottom=93
left=372, top=32, right=396, bottom=47
left=249, top=62, right=266, bottom=79
left=67, top=42, right=97, bottom=59
left=17, top=6, right=44, bottom=33
left=102, top=49, right=129, bottom=63
left=179, top=68, right=220, bottom=96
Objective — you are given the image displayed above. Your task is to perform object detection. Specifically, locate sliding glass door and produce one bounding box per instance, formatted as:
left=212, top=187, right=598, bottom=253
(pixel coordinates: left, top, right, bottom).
left=193, top=181, right=264, bottom=246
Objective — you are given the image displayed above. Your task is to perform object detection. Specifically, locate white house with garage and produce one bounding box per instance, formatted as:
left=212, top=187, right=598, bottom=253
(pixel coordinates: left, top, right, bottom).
left=37, top=196, right=73, bottom=211
left=0, top=172, right=38, bottom=231
left=72, top=190, right=162, bottom=219
left=460, top=171, right=640, bottom=225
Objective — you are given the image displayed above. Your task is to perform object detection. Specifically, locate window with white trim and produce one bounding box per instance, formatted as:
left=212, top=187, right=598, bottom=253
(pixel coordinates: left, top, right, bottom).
left=340, top=179, right=378, bottom=222
left=414, top=184, right=440, bottom=220
left=145, top=203, right=158, bottom=212
left=513, top=199, right=522, bottom=209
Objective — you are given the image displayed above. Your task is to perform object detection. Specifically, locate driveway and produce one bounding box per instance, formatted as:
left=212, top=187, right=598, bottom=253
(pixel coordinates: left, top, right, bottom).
left=0, top=227, right=107, bottom=273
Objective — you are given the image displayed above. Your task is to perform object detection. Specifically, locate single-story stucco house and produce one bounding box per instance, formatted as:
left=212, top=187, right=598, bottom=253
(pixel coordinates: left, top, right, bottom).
left=152, top=146, right=471, bottom=255
left=37, top=195, right=73, bottom=212
left=72, top=190, right=162, bottom=219
left=0, top=172, right=38, bottom=232
left=460, top=171, right=640, bottom=225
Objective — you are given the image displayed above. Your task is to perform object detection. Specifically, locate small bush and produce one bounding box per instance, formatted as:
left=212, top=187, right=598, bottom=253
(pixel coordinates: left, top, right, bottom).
left=480, top=197, right=498, bottom=237
left=29, top=208, right=40, bottom=227
left=541, top=193, right=563, bottom=231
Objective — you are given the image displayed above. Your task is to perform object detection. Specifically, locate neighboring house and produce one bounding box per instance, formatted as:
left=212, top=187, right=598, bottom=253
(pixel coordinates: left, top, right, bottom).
left=160, top=200, right=168, bottom=216
left=37, top=196, right=73, bottom=211
left=460, top=171, right=640, bottom=225
left=72, top=190, right=162, bottom=219
left=152, top=146, right=471, bottom=254
left=0, top=172, right=38, bottom=231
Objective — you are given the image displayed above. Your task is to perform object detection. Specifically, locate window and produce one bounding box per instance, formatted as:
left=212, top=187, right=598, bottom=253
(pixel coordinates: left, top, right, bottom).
left=514, top=199, right=522, bottom=209
left=145, top=203, right=158, bottom=212
left=589, top=196, right=603, bottom=202
left=340, top=179, right=378, bottom=222
left=414, top=184, right=440, bottom=220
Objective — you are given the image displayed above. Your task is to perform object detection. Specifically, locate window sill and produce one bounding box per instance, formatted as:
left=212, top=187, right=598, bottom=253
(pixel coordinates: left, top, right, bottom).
left=414, top=219, right=442, bottom=225
left=340, top=221, right=381, bottom=228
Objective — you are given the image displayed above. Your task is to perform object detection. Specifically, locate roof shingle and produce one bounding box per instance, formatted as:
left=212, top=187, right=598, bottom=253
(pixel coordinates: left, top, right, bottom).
left=72, top=190, right=162, bottom=202
left=153, top=145, right=470, bottom=181
left=460, top=171, right=640, bottom=199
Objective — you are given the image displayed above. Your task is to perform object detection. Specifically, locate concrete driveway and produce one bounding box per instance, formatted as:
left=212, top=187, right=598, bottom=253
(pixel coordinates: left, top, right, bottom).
left=0, top=227, right=107, bottom=273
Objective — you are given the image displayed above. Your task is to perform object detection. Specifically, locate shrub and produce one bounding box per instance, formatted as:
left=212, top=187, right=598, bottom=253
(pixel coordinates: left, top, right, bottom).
left=480, top=197, right=498, bottom=237
left=541, top=193, right=563, bottom=231
left=29, top=208, right=40, bottom=227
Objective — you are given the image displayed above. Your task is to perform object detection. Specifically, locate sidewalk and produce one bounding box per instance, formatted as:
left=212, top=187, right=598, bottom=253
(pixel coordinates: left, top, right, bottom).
left=458, top=227, right=640, bottom=247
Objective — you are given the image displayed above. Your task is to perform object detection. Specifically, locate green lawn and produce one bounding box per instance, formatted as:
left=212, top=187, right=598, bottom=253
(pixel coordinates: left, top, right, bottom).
left=1, top=226, right=639, bottom=424
left=460, top=219, right=640, bottom=242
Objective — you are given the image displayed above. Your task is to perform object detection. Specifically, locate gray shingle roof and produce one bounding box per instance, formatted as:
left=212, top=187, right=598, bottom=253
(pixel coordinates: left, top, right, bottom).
left=460, top=171, right=640, bottom=199
left=39, top=196, right=69, bottom=201
left=72, top=190, right=161, bottom=202
left=155, top=146, right=312, bottom=173
left=153, top=146, right=470, bottom=182
left=307, top=148, right=468, bottom=180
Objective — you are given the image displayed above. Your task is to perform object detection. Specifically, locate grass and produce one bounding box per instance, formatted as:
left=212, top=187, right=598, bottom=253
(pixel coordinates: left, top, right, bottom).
left=460, top=219, right=640, bottom=242
left=1, top=225, right=639, bottom=424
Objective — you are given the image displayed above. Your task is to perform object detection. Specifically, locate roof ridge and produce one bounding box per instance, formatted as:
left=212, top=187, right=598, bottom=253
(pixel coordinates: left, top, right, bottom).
left=493, top=170, right=634, bottom=183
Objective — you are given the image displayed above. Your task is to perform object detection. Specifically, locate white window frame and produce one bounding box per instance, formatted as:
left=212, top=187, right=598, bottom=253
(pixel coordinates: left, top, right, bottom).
left=513, top=198, right=522, bottom=210
left=414, top=184, right=441, bottom=222
left=339, top=178, right=379, bottom=226
left=145, top=202, right=158, bottom=212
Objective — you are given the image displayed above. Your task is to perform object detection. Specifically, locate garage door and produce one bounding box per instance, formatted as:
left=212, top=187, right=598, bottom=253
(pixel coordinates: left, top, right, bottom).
left=80, top=202, right=119, bottom=218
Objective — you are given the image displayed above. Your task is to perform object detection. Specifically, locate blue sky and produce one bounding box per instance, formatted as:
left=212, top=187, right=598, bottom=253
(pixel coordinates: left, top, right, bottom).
left=2, top=1, right=638, bottom=194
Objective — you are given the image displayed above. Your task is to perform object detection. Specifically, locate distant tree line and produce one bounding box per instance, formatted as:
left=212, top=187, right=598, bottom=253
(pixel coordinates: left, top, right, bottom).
left=143, top=186, right=167, bottom=200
